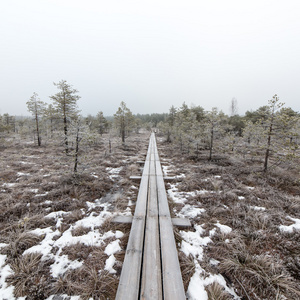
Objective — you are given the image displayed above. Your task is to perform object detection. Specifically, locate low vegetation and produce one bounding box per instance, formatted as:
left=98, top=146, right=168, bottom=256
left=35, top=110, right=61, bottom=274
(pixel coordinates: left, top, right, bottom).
left=157, top=129, right=300, bottom=299
left=0, top=130, right=149, bottom=299
left=0, top=93, right=299, bottom=299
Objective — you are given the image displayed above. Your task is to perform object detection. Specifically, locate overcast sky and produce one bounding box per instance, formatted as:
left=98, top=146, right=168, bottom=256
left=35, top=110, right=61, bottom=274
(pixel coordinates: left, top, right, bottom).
left=1, top=0, right=300, bottom=116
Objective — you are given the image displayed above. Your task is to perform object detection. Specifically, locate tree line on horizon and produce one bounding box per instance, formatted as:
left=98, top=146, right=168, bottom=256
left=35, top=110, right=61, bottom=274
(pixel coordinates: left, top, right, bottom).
left=0, top=80, right=299, bottom=172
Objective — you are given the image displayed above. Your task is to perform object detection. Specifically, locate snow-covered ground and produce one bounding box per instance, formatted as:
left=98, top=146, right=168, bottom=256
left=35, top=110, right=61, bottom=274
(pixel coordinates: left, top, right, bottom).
left=0, top=197, right=128, bottom=298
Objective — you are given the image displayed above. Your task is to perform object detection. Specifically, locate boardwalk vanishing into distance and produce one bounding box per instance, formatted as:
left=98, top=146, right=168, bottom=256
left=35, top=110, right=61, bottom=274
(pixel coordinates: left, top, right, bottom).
left=115, top=132, right=186, bottom=300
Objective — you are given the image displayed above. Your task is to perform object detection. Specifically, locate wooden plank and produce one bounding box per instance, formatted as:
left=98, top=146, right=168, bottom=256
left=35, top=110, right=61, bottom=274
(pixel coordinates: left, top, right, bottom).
left=111, top=215, right=191, bottom=228
left=111, top=215, right=133, bottom=224
left=159, top=217, right=186, bottom=300
left=163, top=176, right=176, bottom=182
left=115, top=138, right=152, bottom=300
left=140, top=152, right=162, bottom=299
left=172, top=218, right=192, bottom=228
left=130, top=175, right=142, bottom=181
left=154, top=135, right=186, bottom=300
left=117, top=133, right=186, bottom=300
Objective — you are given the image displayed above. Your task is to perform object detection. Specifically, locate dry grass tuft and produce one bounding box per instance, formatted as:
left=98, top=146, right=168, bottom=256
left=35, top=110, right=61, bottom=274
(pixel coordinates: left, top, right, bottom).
left=3, top=230, right=43, bottom=259
left=64, top=209, right=84, bottom=224
left=62, top=243, right=99, bottom=261
left=205, top=282, right=233, bottom=300
left=7, top=252, right=52, bottom=298
left=219, top=250, right=300, bottom=299
left=71, top=225, right=91, bottom=236
left=158, top=136, right=300, bottom=300
left=52, top=267, right=118, bottom=299
left=178, top=252, right=195, bottom=291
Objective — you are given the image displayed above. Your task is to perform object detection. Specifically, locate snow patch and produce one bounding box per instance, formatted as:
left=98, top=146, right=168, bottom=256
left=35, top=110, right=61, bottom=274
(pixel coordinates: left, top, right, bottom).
left=250, top=206, right=266, bottom=211
left=181, top=224, right=240, bottom=300
left=105, top=255, right=117, bottom=274
left=187, top=271, right=208, bottom=300
left=23, top=203, right=123, bottom=278
left=17, top=172, right=30, bottom=176
left=46, top=295, right=80, bottom=300
left=51, top=254, right=83, bottom=277
left=36, top=192, right=49, bottom=197
left=44, top=200, right=52, bottom=205
left=162, top=165, right=170, bottom=175
left=168, top=184, right=208, bottom=205
left=105, top=240, right=121, bottom=256
left=106, top=167, right=122, bottom=180
left=180, top=225, right=211, bottom=260
left=0, top=249, right=15, bottom=299
left=215, top=222, right=232, bottom=234
left=2, top=183, right=16, bottom=188
left=178, top=204, right=205, bottom=218
left=279, top=217, right=300, bottom=233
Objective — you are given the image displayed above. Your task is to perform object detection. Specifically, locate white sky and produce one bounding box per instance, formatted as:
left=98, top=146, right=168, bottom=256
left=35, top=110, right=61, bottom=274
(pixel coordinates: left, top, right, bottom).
left=1, top=0, right=300, bottom=116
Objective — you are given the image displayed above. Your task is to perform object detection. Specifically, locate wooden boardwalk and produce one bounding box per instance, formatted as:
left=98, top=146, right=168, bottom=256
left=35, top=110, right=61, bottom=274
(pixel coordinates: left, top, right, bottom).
left=116, top=133, right=186, bottom=300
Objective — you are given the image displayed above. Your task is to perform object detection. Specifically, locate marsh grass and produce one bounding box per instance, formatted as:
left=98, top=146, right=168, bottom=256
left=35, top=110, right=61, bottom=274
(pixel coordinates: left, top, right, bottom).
left=178, top=252, right=196, bottom=291
left=158, top=137, right=300, bottom=299
left=54, top=267, right=118, bottom=299
left=2, top=230, right=43, bottom=259
left=7, top=252, right=52, bottom=298
left=0, top=131, right=150, bottom=298
left=205, top=282, right=233, bottom=300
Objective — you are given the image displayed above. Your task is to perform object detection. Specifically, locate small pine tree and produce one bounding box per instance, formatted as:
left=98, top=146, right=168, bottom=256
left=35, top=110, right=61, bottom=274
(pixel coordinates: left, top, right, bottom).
left=114, top=101, right=134, bottom=143
left=97, top=111, right=108, bottom=135
left=50, top=80, right=80, bottom=153
left=204, top=108, right=226, bottom=160
left=26, top=93, right=46, bottom=146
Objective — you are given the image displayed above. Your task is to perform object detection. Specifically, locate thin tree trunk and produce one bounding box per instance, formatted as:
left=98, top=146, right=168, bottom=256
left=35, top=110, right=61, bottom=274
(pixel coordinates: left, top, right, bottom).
left=74, top=122, right=80, bottom=174
left=50, top=118, right=53, bottom=139
left=166, top=129, right=171, bottom=143
left=63, top=94, right=69, bottom=154
left=64, top=116, right=68, bottom=153
left=264, top=122, right=273, bottom=172
left=122, top=128, right=125, bottom=143
left=209, top=127, right=214, bottom=161
left=35, top=111, right=41, bottom=147
left=121, top=117, right=125, bottom=144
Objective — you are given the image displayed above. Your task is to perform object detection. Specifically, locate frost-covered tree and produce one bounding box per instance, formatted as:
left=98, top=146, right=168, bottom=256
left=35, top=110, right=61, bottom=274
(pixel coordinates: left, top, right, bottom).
left=2, top=113, right=15, bottom=133
left=96, top=111, right=108, bottom=135
left=204, top=108, right=227, bottom=160
left=229, top=97, right=238, bottom=117
left=43, top=104, right=58, bottom=138
left=50, top=80, right=80, bottom=153
left=114, top=101, right=134, bottom=143
left=26, top=93, right=46, bottom=146
left=261, top=95, right=284, bottom=171
left=244, top=95, right=299, bottom=172
left=0, top=115, right=5, bottom=133
left=162, top=105, right=177, bottom=143
left=158, top=103, right=206, bottom=156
